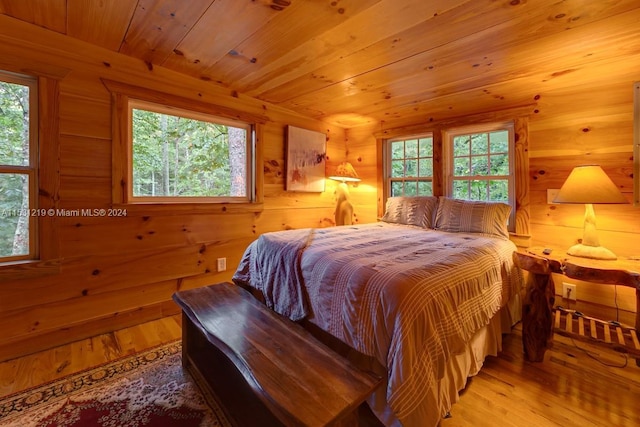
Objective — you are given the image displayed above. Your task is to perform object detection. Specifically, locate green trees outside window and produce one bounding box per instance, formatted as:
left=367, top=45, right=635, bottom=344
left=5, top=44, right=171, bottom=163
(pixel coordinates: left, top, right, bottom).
left=451, top=130, right=510, bottom=202
left=388, top=135, right=434, bottom=197
left=130, top=102, right=251, bottom=201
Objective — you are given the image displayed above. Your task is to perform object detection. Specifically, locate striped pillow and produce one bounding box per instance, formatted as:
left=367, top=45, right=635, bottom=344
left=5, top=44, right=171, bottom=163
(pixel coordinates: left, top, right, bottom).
left=434, top=197, right=511, bottom=239
left=381, top=196, right=439, bottom=228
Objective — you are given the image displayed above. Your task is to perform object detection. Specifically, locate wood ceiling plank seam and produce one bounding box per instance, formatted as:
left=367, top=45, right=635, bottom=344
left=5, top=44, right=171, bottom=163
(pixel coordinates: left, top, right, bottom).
left=158, top=0, right=220, bottom=68
left=199, top=0, right=384, bottom=89
left=67, top=0, right=137, bottom=52
left=249, top=0, right=548, bottom=105
left=277, top=7, right=640, bottom=122
left=159, top=0, right=286, bottom=79
left=237, top=0, right=497, bottom=99
left=241, top=0, right=640, bottom=103
left=351, top=41, right=640, bottom=126
left=120, top=0, right=214, bottom=66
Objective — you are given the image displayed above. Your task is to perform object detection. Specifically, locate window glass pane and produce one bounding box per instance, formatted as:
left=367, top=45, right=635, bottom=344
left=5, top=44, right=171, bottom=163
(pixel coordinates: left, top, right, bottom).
left=387, top=134, right=432, bottom=198
left=0, top=81, right=30, bottom=166
left=454, top=157, right=470, bottom=176
left=490, top=154, right=509, bottom=175
left=404, top=181, right=418, bottom=196
left=418, top=158, right=433, bottom=177
left=391, top=141, right=404, bottom=159
left=453, top=135, right=470, bottom=156
left=471, top=155, right=489, bottom=175
left=405, top=139, right=418, bottom=158
left=391, top=181, right=404, bottom=196
left=418, top=138, right=433, bottom=157
left=453, top=180, right=469, bottom=199
left=489, top=180, right=509, bottom=201
left=469, top=180, right=489, bottom=200
left=391, top=159, right=404, bottom=178
left=446, top=123, right=514, bottom=231
left=132, top=108, right=247, bottom=198
left=417, top=181, right=433, bottom=196
left=0, top=173, right=29, bottom=257
left=489, top=130, right=509, bottom=153
left=471, top=133, right=488, bottom=155
left=405, top=159, right=418, bottom=177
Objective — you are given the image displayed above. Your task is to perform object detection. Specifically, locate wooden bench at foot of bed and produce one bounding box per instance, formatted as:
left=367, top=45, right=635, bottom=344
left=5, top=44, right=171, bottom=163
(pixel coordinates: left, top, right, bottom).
left=172, top=282, right=382, bottom=427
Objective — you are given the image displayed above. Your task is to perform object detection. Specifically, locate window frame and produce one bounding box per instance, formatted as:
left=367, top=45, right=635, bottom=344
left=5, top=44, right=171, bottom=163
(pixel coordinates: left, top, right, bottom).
left=443, top=121, right=516, bottom=230
left=377, top=109, right=531, bottom=242
left=0, top=68, right=63, bottom=279
left=104, top=79, right=266, bottom=212
left=384, top=133, right=434, bottom=197
left=0, top=71, right=39, bottom=263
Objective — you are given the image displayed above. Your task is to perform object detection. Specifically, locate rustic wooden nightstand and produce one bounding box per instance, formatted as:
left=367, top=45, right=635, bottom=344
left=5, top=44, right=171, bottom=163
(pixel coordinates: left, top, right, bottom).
left=513, top=247, right=640, bottom=365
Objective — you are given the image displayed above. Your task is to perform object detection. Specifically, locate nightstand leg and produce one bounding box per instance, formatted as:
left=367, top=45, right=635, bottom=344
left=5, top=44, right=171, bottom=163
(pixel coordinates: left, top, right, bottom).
left=522, top=271, right=555, bottom=362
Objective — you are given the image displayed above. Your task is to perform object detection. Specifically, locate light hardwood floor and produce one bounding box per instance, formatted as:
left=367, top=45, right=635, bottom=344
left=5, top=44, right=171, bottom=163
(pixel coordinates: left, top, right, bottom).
left=0, top=315, right=183, bottom=397
left=1, top=316, right=639, bottom=426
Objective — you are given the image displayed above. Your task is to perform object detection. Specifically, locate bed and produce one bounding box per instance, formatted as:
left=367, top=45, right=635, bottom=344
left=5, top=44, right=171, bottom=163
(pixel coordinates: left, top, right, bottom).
left=232, top=196, right=523, bottom=427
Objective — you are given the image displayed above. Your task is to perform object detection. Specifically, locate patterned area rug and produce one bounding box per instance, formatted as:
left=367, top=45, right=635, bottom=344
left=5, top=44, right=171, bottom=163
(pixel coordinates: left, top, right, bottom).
left=0, top=341, right=231, bottom=427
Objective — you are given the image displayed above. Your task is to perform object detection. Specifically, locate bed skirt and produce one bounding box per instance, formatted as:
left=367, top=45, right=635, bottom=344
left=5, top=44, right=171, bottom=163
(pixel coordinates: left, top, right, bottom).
left=241, top=283, right=522, bottom=427
left=368, top=291, right=522, bottom=427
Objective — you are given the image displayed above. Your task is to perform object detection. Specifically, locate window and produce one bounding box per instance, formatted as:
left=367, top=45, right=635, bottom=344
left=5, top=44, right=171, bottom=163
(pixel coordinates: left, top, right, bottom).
left=386, top=134, right=434, bottom=196
left=444, top=122, right=516, bottom=229
left=129, top=100, right=253, bottom=203
left=0, top=72, right=37, bottom=262
left=105, top=80, right=265, bottom=209
left=382, top=121, right=517, bottom=232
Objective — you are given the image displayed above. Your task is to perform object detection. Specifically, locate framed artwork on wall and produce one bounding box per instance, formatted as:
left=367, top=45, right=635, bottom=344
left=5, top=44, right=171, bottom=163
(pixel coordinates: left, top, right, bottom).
left=285, top=125, right=327, bottom=192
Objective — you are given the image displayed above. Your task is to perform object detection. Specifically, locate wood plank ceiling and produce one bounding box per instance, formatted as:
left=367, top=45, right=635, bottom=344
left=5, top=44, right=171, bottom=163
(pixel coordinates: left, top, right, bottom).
left=1, top=0, right=639, bottom=129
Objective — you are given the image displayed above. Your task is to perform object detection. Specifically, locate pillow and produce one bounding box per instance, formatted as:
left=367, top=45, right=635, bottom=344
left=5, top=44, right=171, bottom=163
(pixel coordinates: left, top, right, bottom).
left=380, top=196, right=438, bottom=228
left=434, top=197, right=511, bottom=239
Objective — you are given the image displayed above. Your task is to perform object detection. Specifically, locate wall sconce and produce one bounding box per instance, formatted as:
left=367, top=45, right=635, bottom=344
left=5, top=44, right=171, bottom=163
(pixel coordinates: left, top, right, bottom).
left=553, top=165, right=628, bottom=260
left=328, top=162, right=360, bottom=226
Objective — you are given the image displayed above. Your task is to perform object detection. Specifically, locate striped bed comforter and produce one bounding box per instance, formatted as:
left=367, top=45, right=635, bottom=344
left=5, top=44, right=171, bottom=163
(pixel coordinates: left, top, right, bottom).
left=233, top=222, right=522, bottom=426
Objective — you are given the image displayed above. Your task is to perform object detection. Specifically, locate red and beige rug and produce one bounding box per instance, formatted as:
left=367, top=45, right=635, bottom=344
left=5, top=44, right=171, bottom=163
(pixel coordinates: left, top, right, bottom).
left=0, top=341, right=231, bottom=427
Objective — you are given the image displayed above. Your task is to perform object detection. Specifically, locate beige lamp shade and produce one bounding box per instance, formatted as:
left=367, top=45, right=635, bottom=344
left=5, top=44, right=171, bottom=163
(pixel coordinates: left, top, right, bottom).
left=553, top=165, right=627, bottom=204
left=328, top=162, right=361, bottom=182
left=553, top=165, right=627, bottom=260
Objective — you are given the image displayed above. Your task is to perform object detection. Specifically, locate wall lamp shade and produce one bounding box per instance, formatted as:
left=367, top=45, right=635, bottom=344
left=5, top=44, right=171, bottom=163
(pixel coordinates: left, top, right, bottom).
left=553, top=165, right=628, bottom=260
left=328, top=162, right=361, bottom=182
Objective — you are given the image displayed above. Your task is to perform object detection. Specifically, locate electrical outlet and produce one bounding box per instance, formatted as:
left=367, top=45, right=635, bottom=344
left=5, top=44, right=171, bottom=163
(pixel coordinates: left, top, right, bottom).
left=217, top=257, right=227, bottom=272
left=547, top=189, right=560, bottom=204
left=562, top=282, right=576, bottom=301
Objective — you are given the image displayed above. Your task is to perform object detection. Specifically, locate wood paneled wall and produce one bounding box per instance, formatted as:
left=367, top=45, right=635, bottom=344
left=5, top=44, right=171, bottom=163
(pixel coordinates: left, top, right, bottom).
left=0, top=16, right=363, bottom=361
left=527, top=79, right=638, bottom=325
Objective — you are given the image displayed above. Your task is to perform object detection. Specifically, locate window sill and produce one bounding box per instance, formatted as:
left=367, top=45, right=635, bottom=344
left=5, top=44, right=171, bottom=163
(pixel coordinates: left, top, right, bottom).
left=0, top=258, right=61, bottom=281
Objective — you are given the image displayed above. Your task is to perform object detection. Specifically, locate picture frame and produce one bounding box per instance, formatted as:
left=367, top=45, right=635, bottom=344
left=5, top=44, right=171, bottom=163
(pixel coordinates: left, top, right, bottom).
left=285, top=125, right=327, bottom=192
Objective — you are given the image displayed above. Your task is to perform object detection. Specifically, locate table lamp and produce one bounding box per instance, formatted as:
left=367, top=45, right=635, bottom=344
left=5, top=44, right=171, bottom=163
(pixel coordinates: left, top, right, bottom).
left=328, top=162, right=360, bottom=226
left=553, top=165, right=628, bottom=260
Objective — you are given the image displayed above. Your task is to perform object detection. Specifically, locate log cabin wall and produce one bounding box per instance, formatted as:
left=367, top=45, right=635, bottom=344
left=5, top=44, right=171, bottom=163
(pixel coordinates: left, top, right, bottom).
left=528, top=80, right=638, bottom=326
left=0, top=17, right=357, bottom=362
